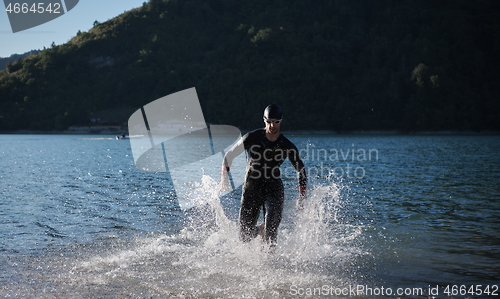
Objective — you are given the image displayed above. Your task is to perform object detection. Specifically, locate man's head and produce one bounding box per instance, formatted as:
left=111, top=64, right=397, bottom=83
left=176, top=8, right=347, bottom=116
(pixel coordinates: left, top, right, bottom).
left=263, top=104, right=282, bottom=120
left=263, top=104, right=282, bottom=135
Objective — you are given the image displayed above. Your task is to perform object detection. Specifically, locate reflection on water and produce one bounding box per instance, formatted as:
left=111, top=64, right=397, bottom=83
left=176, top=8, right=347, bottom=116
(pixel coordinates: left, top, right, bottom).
left=1, top=134, right=499, bottom=298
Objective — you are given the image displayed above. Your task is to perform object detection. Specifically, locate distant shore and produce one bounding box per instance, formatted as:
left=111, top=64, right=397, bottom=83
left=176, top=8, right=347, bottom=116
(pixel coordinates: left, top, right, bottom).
left=1, top=128, right=498, bottom=136
left=282, top=129, right=500, bottom=136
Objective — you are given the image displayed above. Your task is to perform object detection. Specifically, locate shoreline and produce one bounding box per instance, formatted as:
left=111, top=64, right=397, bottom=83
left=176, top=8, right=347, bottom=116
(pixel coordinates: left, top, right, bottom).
left=0, top=127, right=498, bottom=136
left=282, top=129, right=500, bottom=136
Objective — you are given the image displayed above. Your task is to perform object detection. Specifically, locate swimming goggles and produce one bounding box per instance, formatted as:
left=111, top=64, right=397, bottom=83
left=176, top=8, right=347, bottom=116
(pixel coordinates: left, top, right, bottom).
left=264, top=118, right=282, bottom=124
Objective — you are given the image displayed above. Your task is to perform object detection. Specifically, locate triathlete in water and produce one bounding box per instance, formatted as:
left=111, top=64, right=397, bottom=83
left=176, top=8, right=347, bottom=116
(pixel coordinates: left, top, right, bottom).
left=221, top=104, right=307, bottom=247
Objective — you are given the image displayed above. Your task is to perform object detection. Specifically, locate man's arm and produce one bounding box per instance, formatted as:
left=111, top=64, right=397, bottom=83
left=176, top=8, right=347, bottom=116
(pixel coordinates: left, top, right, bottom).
left=220, top=133, right=249, bottom=191
left=222, top=133, right=247, bottom=170
left=288, top=144, right=306, bottom=185
left=288, top=144, right=307, bottom=209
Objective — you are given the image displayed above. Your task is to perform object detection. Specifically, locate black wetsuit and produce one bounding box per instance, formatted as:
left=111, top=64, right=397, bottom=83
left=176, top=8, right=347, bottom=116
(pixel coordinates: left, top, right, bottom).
left=224, top=128, right=306, bottom=245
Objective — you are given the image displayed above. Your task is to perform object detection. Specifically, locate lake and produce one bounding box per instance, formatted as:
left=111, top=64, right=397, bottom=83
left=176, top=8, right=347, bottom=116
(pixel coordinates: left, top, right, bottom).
left=1, top=134, right=499, bottom=298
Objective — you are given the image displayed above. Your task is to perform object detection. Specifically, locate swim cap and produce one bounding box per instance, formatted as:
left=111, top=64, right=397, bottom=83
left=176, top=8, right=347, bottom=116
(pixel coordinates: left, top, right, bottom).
left=263, top=104, right=283, bottom=119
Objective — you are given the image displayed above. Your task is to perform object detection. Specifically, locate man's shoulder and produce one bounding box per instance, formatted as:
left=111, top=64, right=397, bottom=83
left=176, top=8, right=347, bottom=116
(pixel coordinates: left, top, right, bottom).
left=278, top=134, right=297, bottom=149
left=243, top=128, right=265, bottom=139
left=247, top=128, right=265, bottom=135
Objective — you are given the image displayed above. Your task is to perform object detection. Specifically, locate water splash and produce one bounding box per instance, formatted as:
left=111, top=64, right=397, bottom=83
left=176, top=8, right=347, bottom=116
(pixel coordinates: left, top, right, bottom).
left=62, top=177, right=367, bottom=298
left=4, top=177, right=368, bottom=298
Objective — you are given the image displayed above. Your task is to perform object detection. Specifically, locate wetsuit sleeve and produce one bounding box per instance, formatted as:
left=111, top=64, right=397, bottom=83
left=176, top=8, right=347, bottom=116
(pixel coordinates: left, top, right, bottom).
left=287, top=143, right=307, bottom=186
left=222, top=132, right=249, bottom=168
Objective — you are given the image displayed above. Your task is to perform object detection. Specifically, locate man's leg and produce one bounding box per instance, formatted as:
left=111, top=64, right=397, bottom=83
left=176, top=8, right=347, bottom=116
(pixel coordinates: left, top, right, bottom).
left=239, top=184, right=262, bottom=242
left=263, top=181, right=284, bottom=246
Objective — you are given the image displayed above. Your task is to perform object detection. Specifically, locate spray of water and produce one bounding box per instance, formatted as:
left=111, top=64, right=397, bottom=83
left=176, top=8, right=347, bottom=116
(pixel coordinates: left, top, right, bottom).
left=4, top=177, right=368, bottom=298
left=61, top=176, right=367, bottom=298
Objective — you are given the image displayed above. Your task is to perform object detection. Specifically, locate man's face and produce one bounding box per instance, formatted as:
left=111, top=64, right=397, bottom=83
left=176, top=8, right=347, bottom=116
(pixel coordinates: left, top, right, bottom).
left=264, top=118, right=282, bottom=134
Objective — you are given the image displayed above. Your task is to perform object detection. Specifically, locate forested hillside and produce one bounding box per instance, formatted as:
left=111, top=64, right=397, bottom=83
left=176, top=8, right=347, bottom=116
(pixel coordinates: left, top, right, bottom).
left=0, top=50, right=40, bottom=71
left=1, top=0, right=499, bottom=132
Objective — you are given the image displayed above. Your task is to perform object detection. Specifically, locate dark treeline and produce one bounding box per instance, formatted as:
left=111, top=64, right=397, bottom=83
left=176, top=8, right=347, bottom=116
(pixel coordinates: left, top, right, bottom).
left=1, top=0, right=499, bottom=132
left=0, top=50, right=40, bottom=71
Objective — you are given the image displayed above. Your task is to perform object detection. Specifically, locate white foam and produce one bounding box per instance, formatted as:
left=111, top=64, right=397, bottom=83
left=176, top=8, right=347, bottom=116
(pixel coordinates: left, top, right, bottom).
left=12, top=177, right=368, bottom=298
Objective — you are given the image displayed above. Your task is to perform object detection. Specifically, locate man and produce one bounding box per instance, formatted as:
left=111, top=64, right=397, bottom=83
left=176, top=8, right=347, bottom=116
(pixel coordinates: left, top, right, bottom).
left=221, top=104, right=307, bottom=247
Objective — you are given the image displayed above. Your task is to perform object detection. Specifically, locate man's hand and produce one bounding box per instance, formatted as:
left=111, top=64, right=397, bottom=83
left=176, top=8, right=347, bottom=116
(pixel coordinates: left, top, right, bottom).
left=297, top=184, right=306, bottom=210
left=220, top=165, right=231, bottom=191
left=296, top=198, right=304, bottom=210
left=299, top=184, right=306, bottom=197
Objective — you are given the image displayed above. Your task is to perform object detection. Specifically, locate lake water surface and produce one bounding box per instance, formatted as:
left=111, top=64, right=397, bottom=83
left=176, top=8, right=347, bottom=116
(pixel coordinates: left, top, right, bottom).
left=1, top=134, right=499, bottom=298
